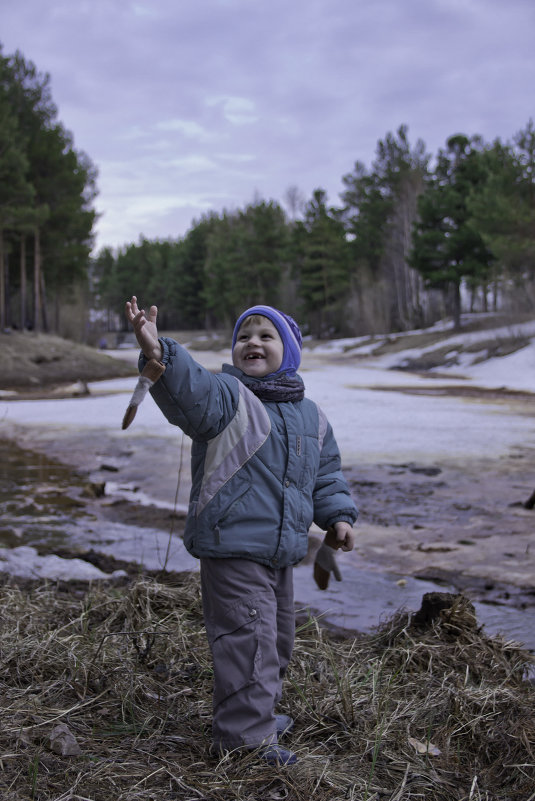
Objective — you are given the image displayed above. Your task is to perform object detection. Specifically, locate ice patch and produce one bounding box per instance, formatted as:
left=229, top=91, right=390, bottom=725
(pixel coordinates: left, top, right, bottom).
left=0, top=545, right=127, bottom=581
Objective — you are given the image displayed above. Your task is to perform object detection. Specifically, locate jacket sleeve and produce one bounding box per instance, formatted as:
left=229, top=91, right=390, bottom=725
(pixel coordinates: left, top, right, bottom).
left=312, top=418, right=358, bottom=530
left=139, top=337, right=239, bottom=441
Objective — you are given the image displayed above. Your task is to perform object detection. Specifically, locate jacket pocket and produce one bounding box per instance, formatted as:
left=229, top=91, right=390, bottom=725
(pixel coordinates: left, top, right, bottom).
left=206, top=598, right=262, bottom=706
left=215, top=482, right=252, bottom=531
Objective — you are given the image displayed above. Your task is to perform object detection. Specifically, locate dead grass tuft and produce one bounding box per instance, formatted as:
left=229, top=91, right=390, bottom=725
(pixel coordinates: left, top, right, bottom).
left=0, top=576, right=533, bottom=800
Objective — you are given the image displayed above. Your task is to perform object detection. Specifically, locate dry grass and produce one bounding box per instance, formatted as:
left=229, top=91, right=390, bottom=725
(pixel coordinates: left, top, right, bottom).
left=0, top=575, right=533, bottom=801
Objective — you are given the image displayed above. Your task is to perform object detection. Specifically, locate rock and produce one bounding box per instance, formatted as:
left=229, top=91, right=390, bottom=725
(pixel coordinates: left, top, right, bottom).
left=82, top=482, right=106, bottom=498
left=409, top=465, right=442, bottom=476
left=48, top=724, right=81, bottom=756
left=524, top=490, right=535, bottom=510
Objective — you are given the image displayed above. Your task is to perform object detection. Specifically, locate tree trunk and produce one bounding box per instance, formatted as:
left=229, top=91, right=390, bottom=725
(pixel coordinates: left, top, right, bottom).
left=452, top=281, right=462, bottom=330
left=33, top=227, right=42, bottom=332
left=54, top=291, right=60, bottom=333
left=20, top=235, right=27, bottom=330
left=470, top=286, right=476, bottom=312
left=4, top=251, right=11, bottom=328
left=40, top=269, right=49, bottom=333
left=0, top=229, right=5, bottom=331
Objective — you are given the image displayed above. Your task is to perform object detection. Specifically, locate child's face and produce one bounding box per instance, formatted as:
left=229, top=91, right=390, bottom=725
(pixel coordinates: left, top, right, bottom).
left=232, top=316, right=284, bottom=377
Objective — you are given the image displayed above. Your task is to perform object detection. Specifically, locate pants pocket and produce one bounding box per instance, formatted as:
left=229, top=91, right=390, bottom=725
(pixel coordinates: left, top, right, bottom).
left=207, top=598, right=262, bottom=707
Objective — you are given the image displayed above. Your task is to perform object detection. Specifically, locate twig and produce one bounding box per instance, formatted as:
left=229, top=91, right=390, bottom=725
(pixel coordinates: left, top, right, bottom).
left=389, top=762, right=410, bottom=801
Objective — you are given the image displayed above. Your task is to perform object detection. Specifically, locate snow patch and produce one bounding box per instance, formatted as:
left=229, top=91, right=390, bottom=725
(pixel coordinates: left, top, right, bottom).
left=0, top=545, right=127, bottom=581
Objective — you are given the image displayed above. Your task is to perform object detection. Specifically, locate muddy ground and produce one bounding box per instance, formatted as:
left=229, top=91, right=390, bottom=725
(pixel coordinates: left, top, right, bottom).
left=4, top=421, right=535, bottom=615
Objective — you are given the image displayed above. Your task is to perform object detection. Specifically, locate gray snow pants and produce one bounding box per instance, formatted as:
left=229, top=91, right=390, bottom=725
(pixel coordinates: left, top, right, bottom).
left=200, top=557, right=295, bottom=750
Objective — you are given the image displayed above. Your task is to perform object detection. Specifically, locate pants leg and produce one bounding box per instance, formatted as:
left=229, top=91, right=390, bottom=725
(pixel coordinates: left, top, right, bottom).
left=200, top=557, right=294, bottom=750
left=275, top=570, right=295, bottom=706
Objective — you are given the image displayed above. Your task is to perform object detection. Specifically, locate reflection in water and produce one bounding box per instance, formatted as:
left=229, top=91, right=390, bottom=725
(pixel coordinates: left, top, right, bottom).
left=1, top=439, right=87, bottom=550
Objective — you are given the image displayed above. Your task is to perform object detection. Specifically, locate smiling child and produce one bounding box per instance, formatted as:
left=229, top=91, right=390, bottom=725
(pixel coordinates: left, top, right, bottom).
left=125, top=297, right=358, bottom=765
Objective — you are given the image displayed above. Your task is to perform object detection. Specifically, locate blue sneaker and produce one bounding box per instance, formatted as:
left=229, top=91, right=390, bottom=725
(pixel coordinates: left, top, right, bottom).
left=275, top=714, right=294, bottom=738
left=259, top=744, right=298, bottom=766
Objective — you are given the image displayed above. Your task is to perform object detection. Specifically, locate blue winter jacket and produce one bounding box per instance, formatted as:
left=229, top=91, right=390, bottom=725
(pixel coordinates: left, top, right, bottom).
left=142, top=337, right=358, bottom=568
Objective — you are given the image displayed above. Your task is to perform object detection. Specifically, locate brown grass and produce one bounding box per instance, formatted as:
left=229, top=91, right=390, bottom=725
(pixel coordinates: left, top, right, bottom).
left=0, top=575, right=533, bottom=801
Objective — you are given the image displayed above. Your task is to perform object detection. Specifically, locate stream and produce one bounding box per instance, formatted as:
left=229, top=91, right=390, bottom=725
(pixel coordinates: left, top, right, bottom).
left=2, top=436, right=534, bottom=654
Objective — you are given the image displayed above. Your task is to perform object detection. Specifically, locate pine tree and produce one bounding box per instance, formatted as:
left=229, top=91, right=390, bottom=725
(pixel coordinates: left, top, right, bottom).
left=410, top=135, right=494, bottom=329
left=297, top=189, right=350, bottom=337
left=0, top=47, right=97, bottom=332
left=341, top=126, right=430, bottom=331
left=0, top=72, right=36, bottom=329
left=466, top=121, right=535, bottom=310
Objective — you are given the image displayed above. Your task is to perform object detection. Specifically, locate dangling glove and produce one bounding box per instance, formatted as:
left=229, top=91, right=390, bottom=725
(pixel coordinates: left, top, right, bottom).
left=122, top=359, right=165, bottom=429
left=313, top=526, right=343, bottom=590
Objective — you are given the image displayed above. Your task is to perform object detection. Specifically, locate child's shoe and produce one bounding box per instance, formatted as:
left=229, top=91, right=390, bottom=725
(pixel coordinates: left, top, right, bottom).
left=259, top=744, right=298, bottom=766
left=275, top=714, right=294, bottom=738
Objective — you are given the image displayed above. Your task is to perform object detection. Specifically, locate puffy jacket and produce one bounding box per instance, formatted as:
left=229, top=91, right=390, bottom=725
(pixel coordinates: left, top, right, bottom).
left=143, top=337, right=358, bottom=568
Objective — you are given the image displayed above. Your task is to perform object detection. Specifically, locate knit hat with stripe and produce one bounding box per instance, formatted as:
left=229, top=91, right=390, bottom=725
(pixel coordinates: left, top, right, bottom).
left=232, top=305, right=303, bottom=376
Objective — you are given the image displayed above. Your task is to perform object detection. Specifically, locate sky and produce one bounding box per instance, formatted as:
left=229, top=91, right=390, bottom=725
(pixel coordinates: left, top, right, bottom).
left=2, top=0, right=534, bottom=253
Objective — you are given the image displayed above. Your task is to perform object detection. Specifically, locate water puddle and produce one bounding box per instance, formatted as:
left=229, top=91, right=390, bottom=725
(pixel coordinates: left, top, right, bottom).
left=293, top=563, right=535, bottom=652
left=1, top=439, right=88, bottom=551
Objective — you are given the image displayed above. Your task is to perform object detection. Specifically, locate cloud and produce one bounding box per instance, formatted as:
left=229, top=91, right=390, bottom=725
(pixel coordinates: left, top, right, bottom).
left=1, top=0, right=534, bottom=250
left=206, top=96, right=259, bottom=125
left=155, top=119, right=211, bottom=139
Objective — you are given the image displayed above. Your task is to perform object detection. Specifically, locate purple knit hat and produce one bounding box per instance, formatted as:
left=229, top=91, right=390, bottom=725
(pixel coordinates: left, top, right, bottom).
left=232, top=305, right=303, bottom=376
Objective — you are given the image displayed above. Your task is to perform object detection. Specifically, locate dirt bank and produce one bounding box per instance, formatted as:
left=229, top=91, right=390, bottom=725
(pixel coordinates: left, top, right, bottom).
left=0, top=331, right=136, bottom=391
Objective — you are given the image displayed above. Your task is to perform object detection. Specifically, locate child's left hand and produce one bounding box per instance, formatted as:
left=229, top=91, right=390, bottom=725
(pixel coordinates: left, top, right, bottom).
left=333, top=521, right=355, bottom=551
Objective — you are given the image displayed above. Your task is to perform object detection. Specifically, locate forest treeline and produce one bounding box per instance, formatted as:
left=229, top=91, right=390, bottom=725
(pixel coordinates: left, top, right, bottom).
left=0, top=46, right=97, bottom=337
left=96, top=118, right=535, bottom=337
left=1, top=45, right=534, bottom=340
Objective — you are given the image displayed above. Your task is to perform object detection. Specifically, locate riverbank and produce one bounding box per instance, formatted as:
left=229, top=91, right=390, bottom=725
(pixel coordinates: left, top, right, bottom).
left=2, top=322, right=535, bottom=639
left=2, top=406, right=535, bottom=649
left=0, top=330, right=136, bottom=392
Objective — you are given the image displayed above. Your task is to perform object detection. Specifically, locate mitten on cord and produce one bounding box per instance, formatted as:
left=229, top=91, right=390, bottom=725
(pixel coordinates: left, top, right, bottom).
left=313, top=526, right=343, bottom=590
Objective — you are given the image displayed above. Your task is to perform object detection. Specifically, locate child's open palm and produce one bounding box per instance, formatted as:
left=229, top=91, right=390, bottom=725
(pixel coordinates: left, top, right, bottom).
left=125, top=296, right=163, bottom=361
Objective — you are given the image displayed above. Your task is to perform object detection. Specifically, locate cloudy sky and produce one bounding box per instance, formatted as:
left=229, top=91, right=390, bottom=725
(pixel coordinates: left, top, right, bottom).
left=2, top=0, right=534, bottom=252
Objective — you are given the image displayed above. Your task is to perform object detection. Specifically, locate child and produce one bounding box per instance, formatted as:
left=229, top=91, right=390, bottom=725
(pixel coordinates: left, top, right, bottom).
left=125, top=296, right=358, bottom=765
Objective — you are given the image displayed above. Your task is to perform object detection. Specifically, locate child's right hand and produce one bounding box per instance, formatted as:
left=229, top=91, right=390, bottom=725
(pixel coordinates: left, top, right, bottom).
left=125, top=296, right=163, bottom=361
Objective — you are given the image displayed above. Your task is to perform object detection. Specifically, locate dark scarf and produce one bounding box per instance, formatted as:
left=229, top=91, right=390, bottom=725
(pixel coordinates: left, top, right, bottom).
left=240, top=372, right=305, bottom=403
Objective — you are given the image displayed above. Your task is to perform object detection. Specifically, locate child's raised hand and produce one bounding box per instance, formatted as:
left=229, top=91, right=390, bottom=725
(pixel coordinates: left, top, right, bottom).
left=125, top=296, right=163, bottom=361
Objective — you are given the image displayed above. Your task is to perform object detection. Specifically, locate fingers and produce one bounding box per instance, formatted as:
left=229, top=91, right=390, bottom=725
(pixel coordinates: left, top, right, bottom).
left=125, top=297, right=158, bottom=327
left=334, top=523, right=356, bottom=551
left=125, top=295, right=139, bottom=323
